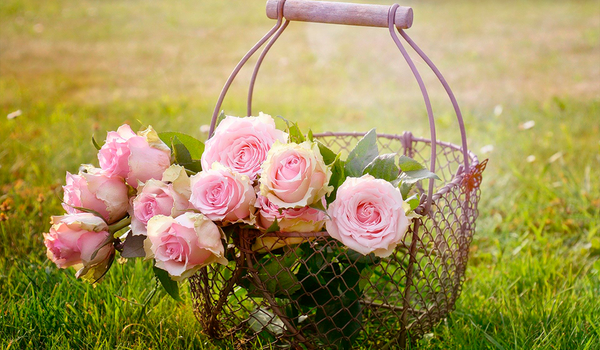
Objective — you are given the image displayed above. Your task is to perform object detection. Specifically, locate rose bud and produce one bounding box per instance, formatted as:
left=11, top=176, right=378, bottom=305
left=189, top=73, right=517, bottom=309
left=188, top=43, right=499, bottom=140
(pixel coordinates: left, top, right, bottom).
left=43, top=213, right=115, bottom=281
left=98, top=124, right=171, bottom=188
left=63, top=165, right=129, bottom=224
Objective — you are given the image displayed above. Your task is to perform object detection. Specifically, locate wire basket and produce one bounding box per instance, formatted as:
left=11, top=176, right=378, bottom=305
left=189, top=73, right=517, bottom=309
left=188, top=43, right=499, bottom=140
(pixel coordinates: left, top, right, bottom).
left=190, top=1, right=486, bottom=348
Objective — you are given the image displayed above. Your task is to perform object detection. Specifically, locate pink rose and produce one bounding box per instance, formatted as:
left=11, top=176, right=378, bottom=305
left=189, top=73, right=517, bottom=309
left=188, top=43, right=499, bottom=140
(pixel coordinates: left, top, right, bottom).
left=98, top=124, right=171, bottom=188
left=260, top=141, right=332, bottom=208
left=144, top=212, right=227, bottom=281
left=201, top=113, right=287, bottom=179
left=130, top=175, right=191, bottom=236
left=189, top=163, right=255, bottom=222
left=43, top=213, right=114, bottom=281
left=326, top=175, right=409, bottom=257
left=63, top=166, right=129, bottom=224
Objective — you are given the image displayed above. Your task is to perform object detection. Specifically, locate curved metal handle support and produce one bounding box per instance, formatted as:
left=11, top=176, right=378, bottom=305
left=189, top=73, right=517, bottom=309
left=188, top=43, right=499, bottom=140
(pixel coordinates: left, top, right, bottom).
left=388, top=4, right=436, bottom=214
left=247, top=19, right=290, bottom=117
left=208, top=0, right=288, bottom=137
left=399, top=30, right=470, bottom=171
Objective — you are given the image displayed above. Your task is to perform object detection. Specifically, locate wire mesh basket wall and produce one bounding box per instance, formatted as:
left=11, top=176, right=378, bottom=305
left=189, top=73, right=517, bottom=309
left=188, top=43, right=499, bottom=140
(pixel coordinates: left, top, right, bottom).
left=190, top=1, right=486, bottom=348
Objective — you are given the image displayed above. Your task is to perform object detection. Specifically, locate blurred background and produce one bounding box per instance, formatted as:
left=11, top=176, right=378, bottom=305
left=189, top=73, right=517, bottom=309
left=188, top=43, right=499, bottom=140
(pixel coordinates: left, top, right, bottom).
left=1, top=0, right=599, bottom=349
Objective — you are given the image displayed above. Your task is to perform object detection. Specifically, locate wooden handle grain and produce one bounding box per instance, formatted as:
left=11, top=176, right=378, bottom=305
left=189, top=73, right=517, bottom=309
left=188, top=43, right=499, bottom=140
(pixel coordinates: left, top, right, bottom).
left=266, top=0, right=413, bottom=29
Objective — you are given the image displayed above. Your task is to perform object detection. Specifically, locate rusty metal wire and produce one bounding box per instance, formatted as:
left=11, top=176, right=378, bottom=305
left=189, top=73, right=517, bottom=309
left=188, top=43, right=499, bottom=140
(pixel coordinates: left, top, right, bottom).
left=190, top=134, right=484, bottom=349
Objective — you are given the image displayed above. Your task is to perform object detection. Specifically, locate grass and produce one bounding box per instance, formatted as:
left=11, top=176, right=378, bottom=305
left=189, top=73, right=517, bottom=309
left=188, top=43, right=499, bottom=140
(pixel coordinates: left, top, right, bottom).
left=1, top=0, right=599, bottom=349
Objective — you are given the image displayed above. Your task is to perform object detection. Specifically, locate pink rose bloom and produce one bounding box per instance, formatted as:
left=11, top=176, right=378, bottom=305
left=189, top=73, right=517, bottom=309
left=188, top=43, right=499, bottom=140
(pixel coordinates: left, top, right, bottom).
left=130, top=180, right=191, bottom=236
left=98, top=124, right=171, bottom=188
left=144, top=212, right=228, bottom=281
left=326, top=175, right=409, bottom=257
left=260, top=141, right=332, bottom=208
left=189, top=163, right=255, bottom=222
left=63, top=166, right=129, bottom=224
left=201, top=113, right=287, bottom=179
left=43, top=213, right=115, bottom=281
left=252, top=195, right=326, bottom=252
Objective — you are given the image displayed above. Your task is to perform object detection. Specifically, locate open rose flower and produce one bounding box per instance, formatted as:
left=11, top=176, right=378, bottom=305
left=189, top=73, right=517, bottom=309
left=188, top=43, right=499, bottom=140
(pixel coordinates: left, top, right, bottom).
left=129, top=165, right=191, bottom=236
left=189, top=163, right=255, bottom=222
left=144, top=212, right=227, bottom=281
left=43, top=213, right=114, bottom=281
left=260, top=141, right=332, bottom=208
left=63, top=165, right=129, bottom=224
left=98, top=124, right=171, bottom=188
left=326, top=175, right=409, bottom=257
left=201, top=113, right=287, bottom=179
left=252, top=195, right=326, bottom=252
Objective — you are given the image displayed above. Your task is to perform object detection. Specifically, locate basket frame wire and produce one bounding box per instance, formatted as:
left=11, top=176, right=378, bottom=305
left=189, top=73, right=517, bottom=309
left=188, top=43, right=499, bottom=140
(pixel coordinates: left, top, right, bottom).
left=192, top=1, right=486, bottom=348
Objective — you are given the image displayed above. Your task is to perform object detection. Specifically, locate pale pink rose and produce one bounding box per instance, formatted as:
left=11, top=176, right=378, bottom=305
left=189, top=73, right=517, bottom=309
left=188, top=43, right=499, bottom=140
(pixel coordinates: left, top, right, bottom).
left=43, top=213, right=114, bottom=281
left=98, top=124, right=171, bottom=188
left=144, top=212, right=227, bottom=281
left=130, top=180, right=191, bottom=236
left=201, top=113, right=287, bottom=179
left=326, top=175, right=409, bottom=257
left=189, top=163, right=255, bottom=222
left=63, top=166, right=129, bottom=224
left=260, top=141, right=332, bottom=208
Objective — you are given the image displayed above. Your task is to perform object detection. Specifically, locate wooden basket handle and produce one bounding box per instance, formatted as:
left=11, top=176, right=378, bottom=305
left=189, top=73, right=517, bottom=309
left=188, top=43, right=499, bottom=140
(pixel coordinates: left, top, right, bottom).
left=266, top=0, right=413, bottom=29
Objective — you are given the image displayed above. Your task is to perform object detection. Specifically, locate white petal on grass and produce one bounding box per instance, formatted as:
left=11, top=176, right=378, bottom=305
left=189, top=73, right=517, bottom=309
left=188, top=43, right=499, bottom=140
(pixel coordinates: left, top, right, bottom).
left=199, top=125, right=210, bottom=133
left=494, top=105, right=503, bottom=117
left=519, top=120, right=535, bottom=130
left=7, top=110, right=22, bottom=120
left=548, top=152, right=563, bottom=163
left=526, top=155, right=536, bottom=163
left=480, top=145, right=494, bottom=154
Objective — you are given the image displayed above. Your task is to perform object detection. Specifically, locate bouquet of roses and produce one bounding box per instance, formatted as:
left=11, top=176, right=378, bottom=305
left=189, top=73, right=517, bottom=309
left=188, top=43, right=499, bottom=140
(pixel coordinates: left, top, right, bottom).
left=43, top=112, right=437, bottom=315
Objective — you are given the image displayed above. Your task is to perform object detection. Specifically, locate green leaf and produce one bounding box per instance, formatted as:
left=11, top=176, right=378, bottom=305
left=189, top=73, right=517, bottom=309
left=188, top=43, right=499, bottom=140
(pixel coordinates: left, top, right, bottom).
left=309, top=199, right=328, bottom=215
left=326, top=157, right=346, bottom=205
left=405, top=193, right=420, bottom=211
left=170, top=136, right=203, bottom=173
left=153, top=266, right=181, bottom=301
left=362, top=153, right=399, bottom=181
left=345, top=128, right=379, bottom=178
left=316, top=296, right=362, bottom=349
left=215, top=111, right=226, bottom=128
left=159, top=132, right=205, bottom=160
left=91, top=136, right=102, bottom=150
left=307, top=129, right=314, bottom=142
left=288, top=122, right=305, bottom=143
left=396, top=155, right=440, bottom=198
left=266, top=218, right=280, bottom=233
left=256, top=248, right=302, bottom=296
left=317, top=141, right=337, bottom=165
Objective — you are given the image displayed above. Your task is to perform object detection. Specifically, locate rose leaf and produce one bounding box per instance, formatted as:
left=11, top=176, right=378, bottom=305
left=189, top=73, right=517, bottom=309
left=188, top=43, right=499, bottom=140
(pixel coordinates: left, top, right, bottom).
left=153, top=266, right=181, bottom=302
left=159, top=132, right=205, bottom=160
left=344, top=128, right=379, bottom=178
left=362, top=153, right=399, bottom=182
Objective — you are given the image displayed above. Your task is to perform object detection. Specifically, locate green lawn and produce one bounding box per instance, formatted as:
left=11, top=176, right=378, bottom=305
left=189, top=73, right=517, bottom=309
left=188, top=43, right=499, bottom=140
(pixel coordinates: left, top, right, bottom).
left=1, top=0, right=599, bottom=349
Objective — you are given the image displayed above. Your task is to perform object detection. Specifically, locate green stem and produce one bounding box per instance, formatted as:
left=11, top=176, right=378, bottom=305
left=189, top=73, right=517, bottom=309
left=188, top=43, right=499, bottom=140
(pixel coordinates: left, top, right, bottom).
left=108, top=216, right=131, bottom=235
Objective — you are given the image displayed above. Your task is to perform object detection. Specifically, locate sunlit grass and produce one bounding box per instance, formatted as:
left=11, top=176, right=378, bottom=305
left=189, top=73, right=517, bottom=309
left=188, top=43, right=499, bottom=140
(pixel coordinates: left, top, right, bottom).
left=1, top=0, right=599, bottom=349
